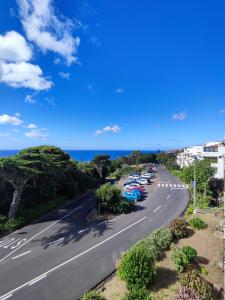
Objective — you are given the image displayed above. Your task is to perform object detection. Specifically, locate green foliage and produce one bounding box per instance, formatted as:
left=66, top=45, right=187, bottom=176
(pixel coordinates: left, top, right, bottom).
left=180, top=270, right=213, bottom=300
left=182, top=246, right=197, bottom=261
left=96, top=183, right=132, bottom=214
left=4, top=218, right=25, bottom=231
left=156, top=152, right=179, bottom=170
left=186, top=204, right=194, bottom=215
left=199, top=266, right=208, bottom=276
left=169, top=218, right=188, bottom=239
left=117, top=245, right=155, bottom=290
left=189, top=217, right=207, bottom=230
left=91, top=155, right=111, bottom=184
left=122, top=288, right=153, bottom=300
left=135, top=238, right=161, bottom=261
left=80, top=291, right=105, bottom=300
left=148, top=228, right=173, bottom=251
left=175, top=287, right=202, bottom=300
left=171, top=246, right=190, bottom=272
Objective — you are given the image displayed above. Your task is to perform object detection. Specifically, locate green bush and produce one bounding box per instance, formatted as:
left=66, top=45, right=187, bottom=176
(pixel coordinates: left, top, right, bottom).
left=180, top=270, right=213, bottom=300
left=117, top=245, right=155, bottom=290
left=80, top=291, right=105, bottom=300
left=148, top=228, right=173, bottom=251
left=123, top=288, right=153, bottom=300
left=175, top=287, right=202, bottom=300
left=135, top=238, right=161, bottom=261
left=4, top=218, right=25, bottom=231
left=171, top=246, right=190, bottom=272
left=182, top=246, right=197, bottom=261
left=186, top=204, right=194, bottom=215
left=189, top=217, right=207, bottom=230
left=169, top=218, right=188, bottom=239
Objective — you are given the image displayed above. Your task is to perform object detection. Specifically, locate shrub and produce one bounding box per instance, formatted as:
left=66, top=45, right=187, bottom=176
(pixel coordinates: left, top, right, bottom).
left=182, top=246, right=197, bottom=261
left=169, top=218, right=188, bottom=239
left=180, top=270, right=213, bottom=300
left=80, top=291, right=105, bottom=300
left=4, top=218, right=25, bottom=231
left=117, top=245, right=155, bottom=290
left=175, top=287, right=202, bottom=300
left=189, top=217, right=207, bottom=230
left=135, top=238, right=161, bottom=261
left=199, top=266, right=208, bottom=276
left=96, top=183, right=131, bottom=214
left=123, top=288, right=153, bottom=300
left=171, top=246, right=189, bottom=272
left=186, top=204, right=194, bottom=215
left=148, top=228, right=173, bottom=251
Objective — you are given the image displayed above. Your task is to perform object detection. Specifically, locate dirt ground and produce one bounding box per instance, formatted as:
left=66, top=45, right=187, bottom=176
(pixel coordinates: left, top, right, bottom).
left=100, top=211, right=224, bottom=300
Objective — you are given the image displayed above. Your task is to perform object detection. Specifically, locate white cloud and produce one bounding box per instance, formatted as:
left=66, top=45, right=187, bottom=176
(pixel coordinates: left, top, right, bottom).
left=0, top=132, right=10, bottom=137
left=59, top=72, right=70, bottom=79
left=0, top=31, right=32, bottom=62
left=12, top=129, right=19, bottom=133
left=172, top=111, right=186, bottom=121
left=25, top=128, right=48, bottom=138
left=25, top=94, right=37, bottom=104
left=0, top=61, right=52, bottom=90
left=115, top=88, right=125, bottom=94
left=27, top=123, right=37, bottom=129
left=95, top=125, right=122, bottom=136
left=45, top=96, right=55, bottom=106
left=17, top=0, right=80, bottom=65
left=0, top=114, right=23, bottom=126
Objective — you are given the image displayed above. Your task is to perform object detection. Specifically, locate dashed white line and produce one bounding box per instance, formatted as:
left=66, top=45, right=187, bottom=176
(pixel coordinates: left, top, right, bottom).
left=161, top=184, right=164, bottom=187
left=166, top=194, right=171, bottom=200
left=173, top=184, right=177, bottom=187
left=169, top=184, right=172, bottom=187
left=78, top=228, right=89, bottom=234
left=97, top=221, right=106, bottom=226
left=153, top=205, right=161, bottom=213
left=165, top=184, right=168, bottom=187
left=0, top=202, right=88, bottom=263
left=0, top=217, right=147, bottom=300
left=12, top=251, right=31, bottom=260
left=28, top=274, right=47, bottom=286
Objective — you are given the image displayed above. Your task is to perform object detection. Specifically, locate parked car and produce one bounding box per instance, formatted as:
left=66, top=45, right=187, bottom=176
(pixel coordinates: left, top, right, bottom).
left=123, top=191, right=140, bottom=202
left=124, top=186, right=144, bottom=195
left=128, top=174, right=140, bottom=180
left=137, top=178, right=148, bottom=185
left=141, top=173, right=151, bottom=179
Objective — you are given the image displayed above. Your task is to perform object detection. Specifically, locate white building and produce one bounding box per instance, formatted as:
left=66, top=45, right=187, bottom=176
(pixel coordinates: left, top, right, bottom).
left=177, top=141, right=225, bottom=179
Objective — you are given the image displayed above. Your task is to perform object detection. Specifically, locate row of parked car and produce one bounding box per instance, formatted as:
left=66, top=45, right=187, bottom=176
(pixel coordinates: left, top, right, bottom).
left=122, top=165, right=157, bottom=203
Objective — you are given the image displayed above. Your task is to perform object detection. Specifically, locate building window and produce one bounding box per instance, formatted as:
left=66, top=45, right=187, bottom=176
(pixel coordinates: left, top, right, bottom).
left=203, top=146, right=218, bottom=152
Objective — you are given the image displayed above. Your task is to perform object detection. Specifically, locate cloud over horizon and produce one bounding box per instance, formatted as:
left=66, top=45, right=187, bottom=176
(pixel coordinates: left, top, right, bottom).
left=95, top=125, right=122, bottom=136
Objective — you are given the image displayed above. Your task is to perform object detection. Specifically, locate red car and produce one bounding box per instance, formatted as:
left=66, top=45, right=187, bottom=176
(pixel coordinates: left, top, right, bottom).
left=127, top=186, right=144, bottom=193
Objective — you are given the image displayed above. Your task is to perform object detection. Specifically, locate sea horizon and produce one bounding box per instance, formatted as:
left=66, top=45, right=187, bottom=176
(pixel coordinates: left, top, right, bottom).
left=0, top=149, right=158, bottom=162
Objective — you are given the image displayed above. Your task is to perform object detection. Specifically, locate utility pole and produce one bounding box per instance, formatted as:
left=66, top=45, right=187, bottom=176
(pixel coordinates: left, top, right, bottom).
left=193, top=157, right=197, bottom=214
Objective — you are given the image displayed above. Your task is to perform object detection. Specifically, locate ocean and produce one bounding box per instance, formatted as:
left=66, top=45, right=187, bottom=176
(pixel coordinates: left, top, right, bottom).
left=0, top=150, right=156, bottom=162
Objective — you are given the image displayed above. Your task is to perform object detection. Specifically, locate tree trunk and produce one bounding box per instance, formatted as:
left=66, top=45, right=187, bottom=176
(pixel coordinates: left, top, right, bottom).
left=8, top=188, right=22, bottom=219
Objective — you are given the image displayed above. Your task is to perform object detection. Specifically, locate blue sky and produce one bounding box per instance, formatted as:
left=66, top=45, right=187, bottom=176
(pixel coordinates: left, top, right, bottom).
left=0, top=0, right=225, bottom=150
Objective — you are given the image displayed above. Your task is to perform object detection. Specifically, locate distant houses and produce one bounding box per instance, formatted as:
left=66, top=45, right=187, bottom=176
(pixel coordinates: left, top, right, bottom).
left=176, top=141, right=225, bottom=179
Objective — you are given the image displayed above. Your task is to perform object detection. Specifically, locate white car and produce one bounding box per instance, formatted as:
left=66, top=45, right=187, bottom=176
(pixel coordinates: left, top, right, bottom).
left=137, top=178, right=148, bottom=185
left=128, top=183, right=142, bottom=188
left=128, top=174, right=140, bottom=180
left=142, top=173, right=151, bottom=179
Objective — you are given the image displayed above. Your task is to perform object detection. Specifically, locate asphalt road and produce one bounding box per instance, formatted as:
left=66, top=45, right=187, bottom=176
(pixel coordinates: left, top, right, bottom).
left=0, top=166, right=189, bottom=300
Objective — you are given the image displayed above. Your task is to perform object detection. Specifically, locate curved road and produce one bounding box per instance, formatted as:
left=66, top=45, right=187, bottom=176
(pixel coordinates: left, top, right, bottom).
left=0, top=166, right=189, bottom=300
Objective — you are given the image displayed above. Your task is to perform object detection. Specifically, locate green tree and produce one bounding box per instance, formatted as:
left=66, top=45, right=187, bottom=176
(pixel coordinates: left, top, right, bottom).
left=0, top=156, right=40, bottom=219
left=91, top=155, right=111, bottom=184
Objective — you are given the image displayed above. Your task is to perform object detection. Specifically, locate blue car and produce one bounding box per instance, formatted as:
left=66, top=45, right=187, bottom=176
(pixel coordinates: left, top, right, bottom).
left=123, top=191, right=140, bottom=202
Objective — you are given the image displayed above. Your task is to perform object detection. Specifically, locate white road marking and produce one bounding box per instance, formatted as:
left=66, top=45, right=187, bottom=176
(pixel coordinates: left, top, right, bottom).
left=169, top=184, right=172, bottom=187
left=165, top=184, right=168, bottom=187
left=171, top=187, right=187, bottom=190
left=12, top=251, right=31, bottom=260
left=48, top=238, right=65, bottom=246
left=0, top=202, right=88, bottom=263
left=10, top=239, right=27, bottom=250
left=166, top=194, right=171, bottom=200
left=161, top=184, right=164, bottom=187
left=0, top=217, right=146, bottom=300
left=178, top=184, right=181, bottom=187
left=1, top=293, right=12, bottom=300
left=153, top=205, right=161, bottom=213
left=173, top=184, right=177, bottom=187
left=0, top=239, right=14, bottom=248
left=97, top=221, right=106, bottom=226
left=28, top=274, right=47, bottom=286
left=157, top=183, right=160, bottom=187
left=78, top=228, right=89, bottom=234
